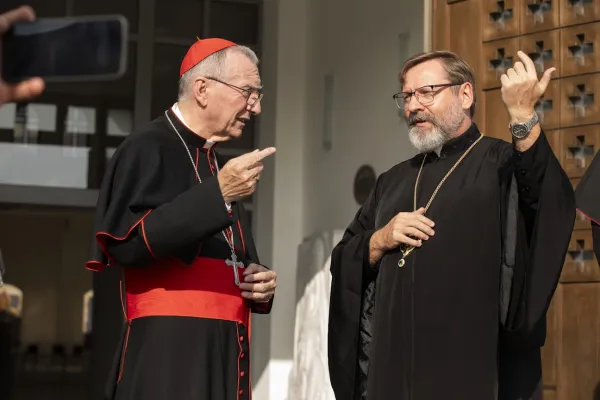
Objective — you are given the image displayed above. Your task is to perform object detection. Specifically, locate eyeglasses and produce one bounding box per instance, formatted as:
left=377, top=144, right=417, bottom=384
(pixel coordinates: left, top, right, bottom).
left=205, top=77, right=264, bottom=106
left=393, top=82, right=463, bottom=109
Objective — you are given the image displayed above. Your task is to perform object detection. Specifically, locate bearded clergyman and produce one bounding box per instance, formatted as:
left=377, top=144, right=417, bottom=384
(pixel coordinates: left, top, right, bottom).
left=328, top=50, right=575, bottom=400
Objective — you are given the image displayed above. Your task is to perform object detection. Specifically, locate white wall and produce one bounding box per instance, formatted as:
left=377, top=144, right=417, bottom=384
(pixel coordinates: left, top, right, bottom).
left=253, top=0, right=426, bottom=398
left=303, top=0, right=425, bottom=235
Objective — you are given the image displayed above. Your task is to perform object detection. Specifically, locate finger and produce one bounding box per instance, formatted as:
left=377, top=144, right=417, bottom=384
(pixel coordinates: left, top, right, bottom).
left=401, top=226, right=430, bottom=241
left=413, top=214, right=435, bottom=227
left=517, top=50, right=537, bottom=78
left=5, top=78, right=45, bottom=103
left=506, top=68, right=517, bottom=79
left=243, top=271, right=276, bottom=283
left=0, top=6, right=35, bottom=34
left=241, top=290, right=273, bottom=302
left=500, top=74, right=509, bottom=86
left=239, top=280, right=276, bottom=293
left=244, top=165, right=264, bottom=181
left=538, top=67, right=556, bottom=93
left=242, top=263, right=262, bottom=275
left=415, top=207, right=426, bottom=214
left=513, top=61, right=526, bottom=76
left=246, top=160, right=263, bottom=170
left=406, top=219, right=435, bottom=236
left=396, top=233, right=422, bottom=248
left=253, top=147, right=276, bottom=163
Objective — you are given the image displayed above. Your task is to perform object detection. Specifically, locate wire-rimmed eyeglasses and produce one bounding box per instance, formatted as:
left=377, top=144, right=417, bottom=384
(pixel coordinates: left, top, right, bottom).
left=205, top=77, right=264, bottom=106
left=393, top=82, right=463, bottom=109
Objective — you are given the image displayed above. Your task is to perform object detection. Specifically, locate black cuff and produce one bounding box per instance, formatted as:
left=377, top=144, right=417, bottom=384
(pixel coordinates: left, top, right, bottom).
left=513, top=131, right=551, bottom=207
left=362, top=230, right=379, bottom=279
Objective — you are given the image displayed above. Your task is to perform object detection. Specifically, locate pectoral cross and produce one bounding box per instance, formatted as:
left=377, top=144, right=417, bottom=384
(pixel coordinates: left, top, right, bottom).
left=226, top=252, right=245, bottom=286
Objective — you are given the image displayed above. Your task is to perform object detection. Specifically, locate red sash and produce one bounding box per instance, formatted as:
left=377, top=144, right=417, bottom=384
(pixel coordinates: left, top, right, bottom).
left=123, top=257, right=249, bottom=327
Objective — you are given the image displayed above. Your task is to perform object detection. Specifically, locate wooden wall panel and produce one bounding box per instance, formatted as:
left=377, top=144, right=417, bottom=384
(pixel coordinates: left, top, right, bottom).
left=559, top=0, right=600, bottom=27
left=560, top=22, right=600, bottom=77
left=557, top=284, right=600, bottom=400
left=521, top=29, right=561, bottom=78
left=560, top=73, right=600, bottom=127
left=482, top=0, right=521, bottom=41
left=521, top=0, right=560, bottom=34
left=432, top=0, right=600, bottom=399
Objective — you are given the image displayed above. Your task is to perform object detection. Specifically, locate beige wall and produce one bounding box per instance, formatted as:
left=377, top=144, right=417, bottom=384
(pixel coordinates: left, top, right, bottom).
left=253, top=0, right=426, bottom=397
left=0, top=208, right=93, bottom=351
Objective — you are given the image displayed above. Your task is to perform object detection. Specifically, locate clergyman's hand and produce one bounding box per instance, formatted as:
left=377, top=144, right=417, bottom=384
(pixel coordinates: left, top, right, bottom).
left=500, top=50, right=554, bottom=124
left=0, top=6, right=45, bottom=106
left=239, top=263, right=276, bottom=303
left=369, top=207, right=435, bottom=265
left=217, top=147, right=276, bottom=204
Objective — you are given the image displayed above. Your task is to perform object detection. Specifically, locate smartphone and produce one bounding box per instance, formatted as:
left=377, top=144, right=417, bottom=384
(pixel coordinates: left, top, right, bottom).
left=1, top=15, right=128, bottom=83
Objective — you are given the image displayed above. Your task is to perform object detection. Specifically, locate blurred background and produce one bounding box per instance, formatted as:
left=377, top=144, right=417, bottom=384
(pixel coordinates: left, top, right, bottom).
left=0, top=1, right=598, bottom=400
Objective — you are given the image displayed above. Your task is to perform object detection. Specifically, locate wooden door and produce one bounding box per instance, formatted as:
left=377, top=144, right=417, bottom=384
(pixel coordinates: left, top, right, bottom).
left=432, top=1, right=600, bottom=399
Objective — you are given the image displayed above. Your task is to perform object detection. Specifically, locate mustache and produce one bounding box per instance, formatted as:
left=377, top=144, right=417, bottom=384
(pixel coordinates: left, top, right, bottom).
left=407, top=113, right=436, bottom=127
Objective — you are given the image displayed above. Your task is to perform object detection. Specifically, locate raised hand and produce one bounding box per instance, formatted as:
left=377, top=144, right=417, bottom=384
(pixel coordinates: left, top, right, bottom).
left=500, top=50, right=555, bottom=123
left=0, top=6, right=45, bottom=106
left=217, top=147, right=276, bottom=203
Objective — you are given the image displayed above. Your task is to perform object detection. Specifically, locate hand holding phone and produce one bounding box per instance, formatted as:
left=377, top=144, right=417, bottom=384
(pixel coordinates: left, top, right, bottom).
left=0, top=5, right=45, bottom=106
left=1, top=12, right=128, bottom=85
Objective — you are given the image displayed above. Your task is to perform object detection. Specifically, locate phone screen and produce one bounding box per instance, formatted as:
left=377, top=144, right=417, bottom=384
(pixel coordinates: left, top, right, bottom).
left=1, top=15, right=128, bottom=83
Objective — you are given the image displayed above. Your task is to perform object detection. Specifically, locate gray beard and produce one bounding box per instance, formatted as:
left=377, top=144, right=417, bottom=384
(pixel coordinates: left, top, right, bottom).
left=408, top=125, right=451, bottom=154
left=406, top=105, right=466, bottom=154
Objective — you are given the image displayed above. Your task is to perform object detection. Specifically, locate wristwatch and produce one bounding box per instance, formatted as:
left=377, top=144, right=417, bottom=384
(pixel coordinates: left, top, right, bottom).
left=509, top=112, right=539, bottom=139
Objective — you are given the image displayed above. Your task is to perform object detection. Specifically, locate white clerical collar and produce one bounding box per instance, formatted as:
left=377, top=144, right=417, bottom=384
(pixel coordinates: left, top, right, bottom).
left=171, top=103, right=215, bottom=150
left=434, top=145, right=442, bottom=156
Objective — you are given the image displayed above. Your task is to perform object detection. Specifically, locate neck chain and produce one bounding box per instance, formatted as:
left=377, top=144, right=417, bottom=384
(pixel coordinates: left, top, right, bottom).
left=398, top=134, right=484, bottom=267
left=164, top=110, right=244, bottom=285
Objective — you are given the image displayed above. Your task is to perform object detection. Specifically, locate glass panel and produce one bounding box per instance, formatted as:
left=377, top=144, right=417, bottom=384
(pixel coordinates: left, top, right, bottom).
left=0, top=43, right=136, bottom=189
left=152, top=44, right=188, bottom=119
left=209, top=1, right=259, bottom=45
left=73, top=0, right=139, bottom=33
left=155, top=0, right=203, bottom=40
left=1, top=0, right=66, bottom=17
left=107, top=109, right=133, bottom=137
left=44, top=42, right=137, bottom=102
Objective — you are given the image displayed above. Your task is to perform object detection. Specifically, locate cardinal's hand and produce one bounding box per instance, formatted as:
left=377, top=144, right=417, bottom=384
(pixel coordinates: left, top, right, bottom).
left=0, top=6, right=45, bottom=106
left=239, top=263, right=276, bottom=303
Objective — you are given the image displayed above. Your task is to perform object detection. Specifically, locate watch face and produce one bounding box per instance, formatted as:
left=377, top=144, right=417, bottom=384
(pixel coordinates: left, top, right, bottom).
left=512, top=124, right=528, bottom=138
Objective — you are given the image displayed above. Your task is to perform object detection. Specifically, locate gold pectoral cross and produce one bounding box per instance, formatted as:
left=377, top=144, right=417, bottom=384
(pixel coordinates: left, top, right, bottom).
left=398, top=245, right=416, bottom=268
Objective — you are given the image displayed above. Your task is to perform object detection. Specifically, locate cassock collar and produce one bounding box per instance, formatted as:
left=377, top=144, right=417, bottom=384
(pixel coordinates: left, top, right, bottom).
left=163, top=106, right=216, bottom=151
left=433, top=123, right=482, bottom=159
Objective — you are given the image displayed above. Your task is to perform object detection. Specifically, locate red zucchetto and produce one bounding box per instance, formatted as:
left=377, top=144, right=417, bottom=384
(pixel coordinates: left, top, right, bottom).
left=179, top=38, right=237, bottom=77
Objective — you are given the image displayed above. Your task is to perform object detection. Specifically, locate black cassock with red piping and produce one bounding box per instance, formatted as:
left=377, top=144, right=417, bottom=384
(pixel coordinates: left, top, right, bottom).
left=86, top=107, right=271, bottom=400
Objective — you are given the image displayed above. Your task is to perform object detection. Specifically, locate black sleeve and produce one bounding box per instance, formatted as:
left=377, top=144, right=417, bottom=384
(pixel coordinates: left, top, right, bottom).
left=501, top=131, right=575, bottom=334
left=87, top=136, right=232, bottom=270
left=237, top=203, right=273, bottom=315
left=513, top=131, right=551, bottom=209
left=328, top=176, right=381, bottom=400
left=498, top=131, right=575, bottom=400
left=511, top=132, right=552, bottom=242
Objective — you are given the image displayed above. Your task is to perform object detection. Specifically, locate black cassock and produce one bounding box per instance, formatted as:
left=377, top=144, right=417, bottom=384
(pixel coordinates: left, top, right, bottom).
left=328, top=124, right=575, bottom=400
left=86, top=108, right=272, bottom=400
left=575, top=151, right=600, bottom=259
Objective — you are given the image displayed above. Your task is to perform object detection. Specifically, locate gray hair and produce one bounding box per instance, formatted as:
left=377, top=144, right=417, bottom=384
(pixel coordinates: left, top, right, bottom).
left=178, top=45, right=259, bottom=100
